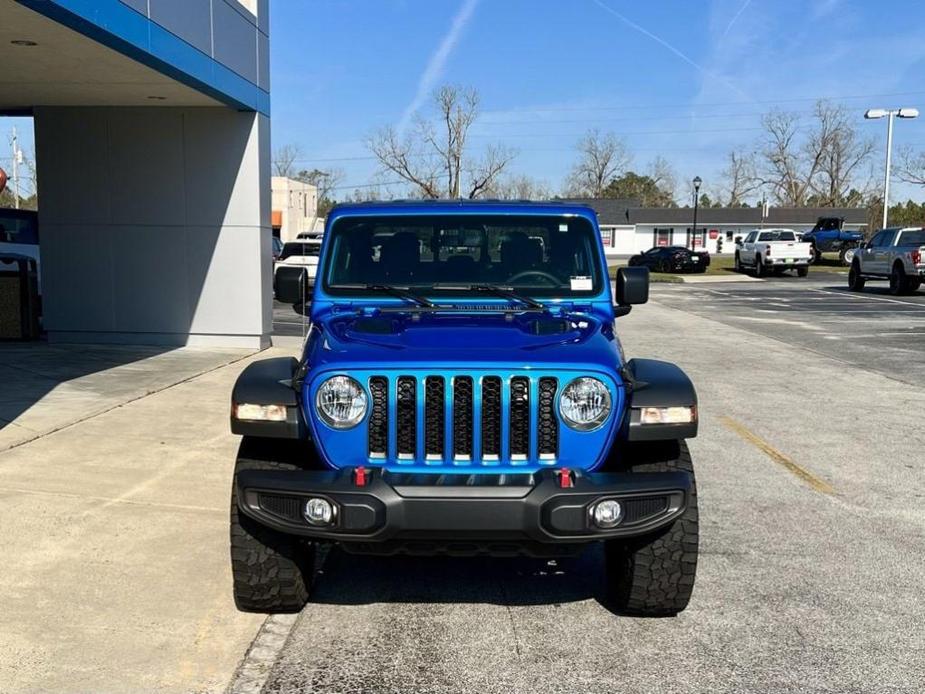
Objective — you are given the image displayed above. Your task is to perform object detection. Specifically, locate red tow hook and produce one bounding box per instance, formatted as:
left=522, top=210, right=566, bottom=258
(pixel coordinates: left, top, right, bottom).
left=558, top=468, right=573, bottom=488
left=354, top=466, right=368, bottom=487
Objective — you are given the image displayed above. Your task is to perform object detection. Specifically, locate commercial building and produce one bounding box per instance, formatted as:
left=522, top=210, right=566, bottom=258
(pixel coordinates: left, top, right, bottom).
left=271, top=176, right=320, bottom=242
left=0, top=0, right=272, bottom=347
left=571, top=199, right=868, bottom=255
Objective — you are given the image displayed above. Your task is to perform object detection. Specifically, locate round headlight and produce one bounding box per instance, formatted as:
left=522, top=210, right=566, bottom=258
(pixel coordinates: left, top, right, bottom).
left=315, top=376, right=367, bottom=429
left=559, top=377, right=612, bottom=431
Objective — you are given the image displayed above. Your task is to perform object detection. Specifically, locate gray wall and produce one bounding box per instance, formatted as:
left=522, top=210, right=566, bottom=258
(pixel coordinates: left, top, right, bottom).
left=34, top=106, right=272, bottom=348
left=120, top=0, right=270, bottom=91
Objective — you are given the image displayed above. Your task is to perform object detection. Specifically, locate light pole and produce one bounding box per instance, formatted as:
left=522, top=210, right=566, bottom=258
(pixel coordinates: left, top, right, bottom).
left=865, top=108, right=919, bottom=229
left=691, top=176, right=702, bottom=250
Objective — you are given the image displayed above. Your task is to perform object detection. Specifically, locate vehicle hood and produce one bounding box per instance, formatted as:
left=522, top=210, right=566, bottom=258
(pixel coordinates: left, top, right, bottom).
left=304, top=310, right=622, bottom=374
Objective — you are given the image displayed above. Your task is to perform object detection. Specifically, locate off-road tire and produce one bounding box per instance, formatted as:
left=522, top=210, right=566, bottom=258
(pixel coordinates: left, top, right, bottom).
left=230, top=437, right=317, bottom=613
left=604, top=440, right=699, bottom=617
left=848, top=262, right=865, bottom=291
left=797, top=266, right=809, bottom=277
left=839, top=247, right=855, bottom=266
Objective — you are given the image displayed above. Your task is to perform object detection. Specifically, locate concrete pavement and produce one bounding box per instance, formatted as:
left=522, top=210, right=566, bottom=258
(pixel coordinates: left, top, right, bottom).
left=0, top=345, right=283, bottom=693
left=258, top=290, right=925, bottom=694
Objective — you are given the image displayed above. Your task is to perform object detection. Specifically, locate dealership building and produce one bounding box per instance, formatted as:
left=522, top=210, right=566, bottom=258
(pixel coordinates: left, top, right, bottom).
left=0, top=0, right=272, bottom=347
left=571, top=199, right=869, bottom=255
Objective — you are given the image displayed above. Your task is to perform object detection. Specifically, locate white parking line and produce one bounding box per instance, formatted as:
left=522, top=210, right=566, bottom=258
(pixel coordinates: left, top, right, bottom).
left=811, top=288, right=925, bottom=310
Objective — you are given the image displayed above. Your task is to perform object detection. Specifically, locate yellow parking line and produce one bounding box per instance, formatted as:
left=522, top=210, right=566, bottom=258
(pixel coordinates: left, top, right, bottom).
left=719, top=416, right=836, bottom=495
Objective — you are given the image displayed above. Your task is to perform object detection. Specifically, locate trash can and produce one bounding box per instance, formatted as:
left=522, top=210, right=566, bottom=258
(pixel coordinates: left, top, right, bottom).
left=0, top=253, right=40, bottom=340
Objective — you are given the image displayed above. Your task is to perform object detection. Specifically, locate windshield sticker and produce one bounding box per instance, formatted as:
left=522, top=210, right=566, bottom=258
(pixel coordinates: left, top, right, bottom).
left=559, top=223, right=569, bottom=232
left=570, top=276, right=592, bottom=290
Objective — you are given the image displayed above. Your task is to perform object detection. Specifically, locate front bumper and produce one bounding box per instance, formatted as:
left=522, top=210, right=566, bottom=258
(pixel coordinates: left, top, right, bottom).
left=235, top=467, right=691, bottom=548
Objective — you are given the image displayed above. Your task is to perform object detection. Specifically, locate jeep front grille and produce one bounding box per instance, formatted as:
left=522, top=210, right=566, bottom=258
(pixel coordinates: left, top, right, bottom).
left=367, top=374, right=560, bottom=466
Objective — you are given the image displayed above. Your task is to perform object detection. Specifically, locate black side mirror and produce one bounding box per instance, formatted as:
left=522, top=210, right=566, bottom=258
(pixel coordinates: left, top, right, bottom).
left=614, top=266, right=649, bottom=316
left=275, top=266, right=309, bottom=305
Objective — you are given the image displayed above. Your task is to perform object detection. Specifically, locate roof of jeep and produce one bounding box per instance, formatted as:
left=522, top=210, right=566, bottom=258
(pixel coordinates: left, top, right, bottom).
left=327, top=199, right=599, bottom=219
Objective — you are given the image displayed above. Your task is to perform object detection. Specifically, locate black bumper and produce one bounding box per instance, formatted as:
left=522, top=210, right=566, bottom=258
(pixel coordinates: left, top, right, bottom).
left=235, top=467, right=691, bottom=547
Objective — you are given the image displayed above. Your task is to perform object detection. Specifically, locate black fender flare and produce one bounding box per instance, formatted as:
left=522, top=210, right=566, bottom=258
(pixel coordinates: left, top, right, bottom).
left=230, top=357, right=307, bottom=440
left=621, top=358, right=698, bottom=441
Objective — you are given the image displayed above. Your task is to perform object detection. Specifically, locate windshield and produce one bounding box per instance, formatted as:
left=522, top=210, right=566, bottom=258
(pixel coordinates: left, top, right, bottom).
left=280, top=242, right=321, bottom=260
left=897, top=229, right=925, bottom=246
left=323, top=214, right=603, bottom=297
left=758, top=231, right=795, bottom=241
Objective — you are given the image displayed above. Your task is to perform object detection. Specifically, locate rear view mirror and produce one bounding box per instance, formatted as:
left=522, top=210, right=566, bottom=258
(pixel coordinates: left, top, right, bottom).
left=616, top=266, right=649, bottom=307
left=275, top=266, right=309, bottom=305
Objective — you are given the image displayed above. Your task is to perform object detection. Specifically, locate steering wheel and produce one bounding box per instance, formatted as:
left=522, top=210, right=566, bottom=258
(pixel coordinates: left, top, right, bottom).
left=506, top=270, right=561, bottom=286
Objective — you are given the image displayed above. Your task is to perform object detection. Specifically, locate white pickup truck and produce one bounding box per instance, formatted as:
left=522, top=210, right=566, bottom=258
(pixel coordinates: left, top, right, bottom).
left=849, top=227, right=925, bottom=295
left=734, top=228, right=814, bottom=277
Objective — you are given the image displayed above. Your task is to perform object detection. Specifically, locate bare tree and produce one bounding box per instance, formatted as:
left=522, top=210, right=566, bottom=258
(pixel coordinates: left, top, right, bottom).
left=647, top=156, right=677, bottom=204
left=482, top=173, right=553, bottom=200
left=897, top=145, right=925, bottom=187
left=366, top=85, right=515, bottom=199
left=295, top=167, right=345, bottom=202
left=757, top=101, right=875, bottom=206
left=565, top=129, right=631, bottom=197
left=719, top=149, right=761, bottom=206
left=272, top=144, right=303, bottom=178
left=807, top=101, right=875, bottom=206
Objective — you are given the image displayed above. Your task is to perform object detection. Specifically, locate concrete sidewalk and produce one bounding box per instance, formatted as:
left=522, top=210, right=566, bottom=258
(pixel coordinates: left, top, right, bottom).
left=0, top=344, right=289, bottom=692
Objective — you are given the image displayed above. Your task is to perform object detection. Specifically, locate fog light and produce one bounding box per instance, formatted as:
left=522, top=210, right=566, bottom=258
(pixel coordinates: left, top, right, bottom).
left=591, top=499, right=623, bottom=529
left=304, top=497, right=335, bottom=526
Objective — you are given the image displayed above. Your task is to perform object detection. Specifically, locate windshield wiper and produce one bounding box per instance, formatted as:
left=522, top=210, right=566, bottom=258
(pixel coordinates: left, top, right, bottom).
left=431, top=283, right=546, bottom=310
left=329, top=283, right=435, bottom=308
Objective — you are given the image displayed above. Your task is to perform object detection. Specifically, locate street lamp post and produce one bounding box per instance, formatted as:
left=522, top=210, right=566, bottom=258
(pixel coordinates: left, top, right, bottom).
left=864, top=108, right=919, bottom=229
left=691, top=176, right=702, bottom=250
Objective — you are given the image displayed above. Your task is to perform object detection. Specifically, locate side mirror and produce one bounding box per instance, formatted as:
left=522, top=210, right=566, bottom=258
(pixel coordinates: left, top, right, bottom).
left=614, top=267, right=649, bottom=316
left=275, top=266, right=309, bottom=305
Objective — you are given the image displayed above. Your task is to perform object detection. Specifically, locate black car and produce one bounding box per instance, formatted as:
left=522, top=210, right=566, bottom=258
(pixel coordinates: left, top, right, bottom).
left=628, top=246, right=710, bottom=273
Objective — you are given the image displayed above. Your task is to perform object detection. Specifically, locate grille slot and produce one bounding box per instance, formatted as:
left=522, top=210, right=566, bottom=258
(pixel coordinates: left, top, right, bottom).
left=509, top=377, right=530, bottom=459
left=622, top=496, right=669, bottom=524
left=481, top=376, right=502, bottom=460
left=368, top=377, right=388, bottom=458
left=538, top=377, right=558, bottom=458
left=396, top=376, right=417, bottom=459
left=424, top=377, right=445, bottom=459
left=453, top=376, right=473, bottom=459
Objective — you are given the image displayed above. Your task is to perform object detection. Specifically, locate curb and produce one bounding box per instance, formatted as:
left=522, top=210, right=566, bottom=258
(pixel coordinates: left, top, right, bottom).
left=226, top=613, right=300, bottom=694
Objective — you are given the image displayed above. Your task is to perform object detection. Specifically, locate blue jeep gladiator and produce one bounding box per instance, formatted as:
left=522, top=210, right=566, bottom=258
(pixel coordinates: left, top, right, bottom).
left=229, top=201, right=699, bottom=616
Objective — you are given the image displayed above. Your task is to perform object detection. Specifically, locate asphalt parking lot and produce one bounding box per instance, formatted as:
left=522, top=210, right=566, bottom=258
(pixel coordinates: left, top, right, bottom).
left=242, top=277, right=925, bottom=694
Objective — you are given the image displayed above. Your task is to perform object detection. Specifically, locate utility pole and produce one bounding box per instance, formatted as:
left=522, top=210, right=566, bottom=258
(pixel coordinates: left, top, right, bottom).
left=10, top=127, right=22, bottom=209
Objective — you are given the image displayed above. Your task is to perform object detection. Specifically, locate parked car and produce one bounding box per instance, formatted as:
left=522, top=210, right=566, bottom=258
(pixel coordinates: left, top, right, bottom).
left=849, top=226, right=925, bottom=295
left=734, top=228, right=813, bottom=277
left=273, top=239, right=322, bottom=298
left=271, top=236, right=284, bottom=262
left=802, top=217, right=864, bottom=265
left=230, top=200, right=700, bottom=617
left=628, top=246, right=710, bottom=273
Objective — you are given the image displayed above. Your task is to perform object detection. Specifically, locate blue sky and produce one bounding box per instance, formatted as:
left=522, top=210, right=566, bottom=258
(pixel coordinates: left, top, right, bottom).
left=270, top=0, right=925, bottom=202
left=4, top=0, right=925, bottom=203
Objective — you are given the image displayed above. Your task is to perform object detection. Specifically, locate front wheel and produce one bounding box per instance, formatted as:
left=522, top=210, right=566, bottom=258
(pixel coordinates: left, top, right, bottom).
left=840, top=247, right=856, bottom=266
left=604, top=440, right=699, bottom=616
left=230, top=438, right=317, bottom=613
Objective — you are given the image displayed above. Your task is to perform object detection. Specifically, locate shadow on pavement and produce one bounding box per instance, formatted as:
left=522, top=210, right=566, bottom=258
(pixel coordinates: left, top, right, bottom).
left=310, top=543, right=625, bottom=614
